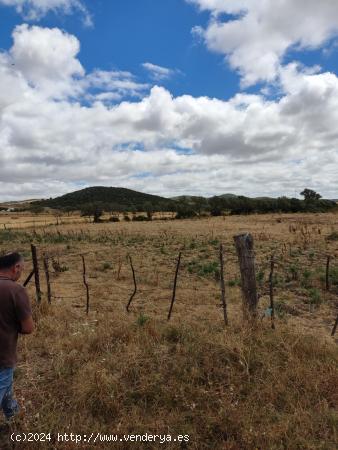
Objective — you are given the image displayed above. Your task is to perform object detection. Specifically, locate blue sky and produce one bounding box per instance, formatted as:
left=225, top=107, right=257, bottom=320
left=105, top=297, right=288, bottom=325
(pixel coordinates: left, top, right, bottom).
left=0, top=0, right=239, bottom=99
left=0, top=0, right=338, bottom=200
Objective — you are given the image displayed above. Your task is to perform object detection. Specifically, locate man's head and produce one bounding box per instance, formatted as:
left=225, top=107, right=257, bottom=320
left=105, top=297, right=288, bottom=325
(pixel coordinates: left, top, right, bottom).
left=0, top=252, right=24, bottom=281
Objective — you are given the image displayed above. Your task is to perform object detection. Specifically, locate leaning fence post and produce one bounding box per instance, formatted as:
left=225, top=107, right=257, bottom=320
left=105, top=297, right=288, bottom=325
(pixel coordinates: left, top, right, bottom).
left=326, top=255, right=331, bottom=291
left=331, top=311, right=338, bottom=337
left=269, top=255, right=275, bottom=329
left=23, top=269, right=35, bottom=287
left=31, top=244, right=41, bottom=303
left=167, top=252, right=182, bottom=321
left=219, top=244, right=228, bottom=326
left=233, top=233, right=258, bottom=319
left=81, top=255, right=90, bottom=315
left=43, top=253, right=52, bottom=304
left=126, top=255, right=137, bottom=312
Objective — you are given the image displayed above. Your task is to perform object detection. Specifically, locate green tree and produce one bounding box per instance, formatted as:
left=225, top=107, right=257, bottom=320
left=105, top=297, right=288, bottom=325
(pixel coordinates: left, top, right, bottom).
left=143, top=201, right=154, bottom=220
left=81, top=204, right=103, bottom=223
left=300, top=189, right=322, bottom=201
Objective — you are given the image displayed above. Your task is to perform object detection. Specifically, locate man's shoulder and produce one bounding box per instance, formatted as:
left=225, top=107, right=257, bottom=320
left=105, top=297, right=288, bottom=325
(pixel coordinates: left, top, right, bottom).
left=0, top=280, right=26, bottom=295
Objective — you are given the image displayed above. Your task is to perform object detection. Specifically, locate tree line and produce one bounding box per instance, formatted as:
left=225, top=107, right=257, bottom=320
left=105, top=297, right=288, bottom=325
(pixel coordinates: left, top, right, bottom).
left=24, top=188, right=337, bottom=221
left=76, top=189, right=337, bottom=222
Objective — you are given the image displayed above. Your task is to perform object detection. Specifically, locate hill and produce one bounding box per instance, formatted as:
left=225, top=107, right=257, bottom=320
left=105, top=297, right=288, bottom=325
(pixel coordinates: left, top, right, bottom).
left=33, top=186, right=175, bottom=212
left=29, top=187, right=337, bottom=215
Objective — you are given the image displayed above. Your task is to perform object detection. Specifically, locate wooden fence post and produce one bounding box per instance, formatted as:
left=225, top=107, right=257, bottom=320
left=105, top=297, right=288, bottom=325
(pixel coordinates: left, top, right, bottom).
left=331, top=311, right=338, bottom=337
left=167, top=252, right=182, bottom=321
left=31, top=244, right=41, bottom=303
left=126, top=255, right=137, bottom=312
left=233, top=233, right=258, bottom=319
left=269, top=255, right=275, bottom=329
left=219, top=244, right=228, bottom=326
left=43, top=253, right=52, bottom=304
left=23, top=269, right=35, bottom=287
left=81, top=255, right=90, bottom=315
left=326, top=255, right=331, bottom=291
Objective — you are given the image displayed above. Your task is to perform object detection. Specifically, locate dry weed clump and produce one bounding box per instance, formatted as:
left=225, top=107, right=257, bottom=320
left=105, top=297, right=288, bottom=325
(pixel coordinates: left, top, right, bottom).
left=2, top=302, right=337, bottom=450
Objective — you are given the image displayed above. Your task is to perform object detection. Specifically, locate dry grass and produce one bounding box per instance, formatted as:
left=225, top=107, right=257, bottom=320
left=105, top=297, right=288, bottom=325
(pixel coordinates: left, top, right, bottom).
left=0, top=213, right=337, bottom=449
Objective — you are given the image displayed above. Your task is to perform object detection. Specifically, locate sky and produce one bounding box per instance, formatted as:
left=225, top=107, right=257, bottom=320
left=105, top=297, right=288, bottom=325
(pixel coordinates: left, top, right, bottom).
left=0, top=0, right=338, bottom=200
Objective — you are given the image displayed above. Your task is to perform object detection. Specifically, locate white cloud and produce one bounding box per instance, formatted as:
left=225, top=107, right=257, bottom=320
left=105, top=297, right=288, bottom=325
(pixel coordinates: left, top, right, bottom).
left=188, top=0, right=338, bottom=86
left=83, top=70, right=149, bottom=102
left=0, top=0, right=92, bottom=25
left=142, top=62, right=178, bottom=81
left=0, top=25, right=338, bottom=200
left=10, top=24, right=84, bottom=99
left=7, top=25, right=148, bottom=101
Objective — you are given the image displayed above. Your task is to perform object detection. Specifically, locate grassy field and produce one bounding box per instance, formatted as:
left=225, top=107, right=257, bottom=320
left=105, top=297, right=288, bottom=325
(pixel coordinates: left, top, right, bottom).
left=0, top=212, right=337, bottom=449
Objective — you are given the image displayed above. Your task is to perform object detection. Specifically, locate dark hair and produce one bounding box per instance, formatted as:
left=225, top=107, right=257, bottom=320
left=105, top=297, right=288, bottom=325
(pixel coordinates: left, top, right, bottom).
left=0, top=252, right=23, bottom=270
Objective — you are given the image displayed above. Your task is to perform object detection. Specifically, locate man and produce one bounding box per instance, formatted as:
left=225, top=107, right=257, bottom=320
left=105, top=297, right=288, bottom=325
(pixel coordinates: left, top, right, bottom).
left=0, top=252, right=34, bottom=420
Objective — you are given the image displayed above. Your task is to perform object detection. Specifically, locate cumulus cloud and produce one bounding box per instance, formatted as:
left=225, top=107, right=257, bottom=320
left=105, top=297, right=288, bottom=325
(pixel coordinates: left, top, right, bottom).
left=6, top=25, right=148, bottom=101
left=188, top=0, right=338, bottom=86
left=10, top=24, right=84, bottom=99
left=0, top=25, right=338, bottom=200
left=0, top=0, right=92, bottom=25
left=142, top=62, right=178, bottom=81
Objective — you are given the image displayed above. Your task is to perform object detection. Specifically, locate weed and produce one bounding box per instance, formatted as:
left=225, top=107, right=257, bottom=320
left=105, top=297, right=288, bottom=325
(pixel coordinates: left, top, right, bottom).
left=329, top=267, right=338, bottom=287
left=160, top=245, right=167, bottom=255
left=228, top=278, right=241, bottom=287
left=301, top=269, right=312, bottom=288
left=136, top=313, right=149, bottom=327
left=189, top=240, right=197, bottom=250
left=307, top=288, right=322, bottom=308
left=287, top=263, right=299, bottom=281
left=256, top=269, right=265, bottom=287
left=274, top=300, right=287, bottom=319
left=208, top=239, right=219, bottom=247
left=100, top=262, right=112, bottom=271
left=187, top=259, right=220, bottom=279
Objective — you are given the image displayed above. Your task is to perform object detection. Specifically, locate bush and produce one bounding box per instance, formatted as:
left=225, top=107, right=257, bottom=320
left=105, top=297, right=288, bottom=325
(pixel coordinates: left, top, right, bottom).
left=175, top=205, right=197, bottom=219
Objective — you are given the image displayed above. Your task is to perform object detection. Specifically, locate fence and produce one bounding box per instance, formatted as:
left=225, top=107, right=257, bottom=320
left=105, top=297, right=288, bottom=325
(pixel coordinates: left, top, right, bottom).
left=23, top=231, right=338, bottom=337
